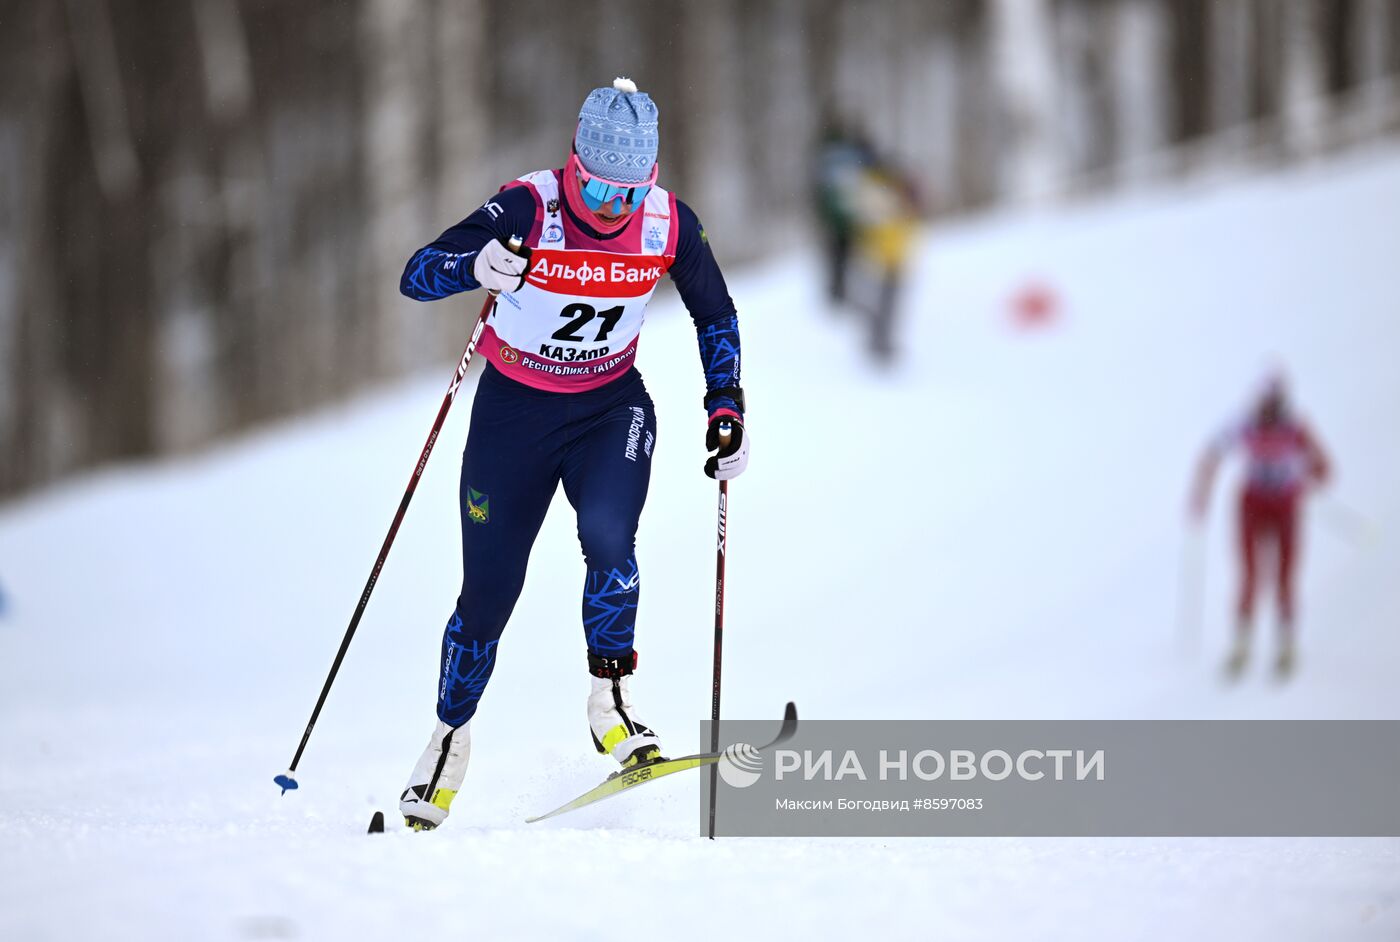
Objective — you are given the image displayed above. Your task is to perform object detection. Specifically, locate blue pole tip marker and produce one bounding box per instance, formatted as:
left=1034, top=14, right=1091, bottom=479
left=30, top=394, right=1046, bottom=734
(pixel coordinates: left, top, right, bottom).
left=274, top=771, right=299, bottom=795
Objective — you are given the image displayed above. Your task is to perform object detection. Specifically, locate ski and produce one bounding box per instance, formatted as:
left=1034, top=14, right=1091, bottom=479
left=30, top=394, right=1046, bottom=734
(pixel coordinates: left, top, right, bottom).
left=526, top=701, right=797, bottom=824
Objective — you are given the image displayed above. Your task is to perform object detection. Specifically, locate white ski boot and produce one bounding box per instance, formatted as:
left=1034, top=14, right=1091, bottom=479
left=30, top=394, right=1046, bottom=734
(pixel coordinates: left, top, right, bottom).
left=400, top=719, right=471, bottom=831
left=1224, top=619, right=1251, bottom=679
left=1274, top=632, right=1297, bottom=680
left=587, top=652, right=664, bottom=767
left=1224, top=638, right=1249, bottom=678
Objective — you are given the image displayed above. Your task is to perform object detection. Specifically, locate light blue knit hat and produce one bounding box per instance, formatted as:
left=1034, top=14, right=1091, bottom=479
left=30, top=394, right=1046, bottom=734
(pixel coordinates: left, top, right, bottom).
left=574, top=77, right=659, bottom=184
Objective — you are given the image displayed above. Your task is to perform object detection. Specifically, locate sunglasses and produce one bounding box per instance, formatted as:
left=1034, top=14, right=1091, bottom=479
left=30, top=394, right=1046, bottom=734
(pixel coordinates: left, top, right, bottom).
left=571, top=154, right=657, bottom=214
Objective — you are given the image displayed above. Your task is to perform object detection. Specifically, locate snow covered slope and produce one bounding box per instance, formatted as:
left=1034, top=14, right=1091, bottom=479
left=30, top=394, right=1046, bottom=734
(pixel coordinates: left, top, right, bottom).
left=3, top=146, right=1400, bottom=940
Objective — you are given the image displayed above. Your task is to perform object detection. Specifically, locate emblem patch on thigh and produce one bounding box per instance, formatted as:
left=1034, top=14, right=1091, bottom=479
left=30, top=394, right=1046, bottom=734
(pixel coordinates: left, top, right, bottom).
left=466, top=487, right=491, bottom=524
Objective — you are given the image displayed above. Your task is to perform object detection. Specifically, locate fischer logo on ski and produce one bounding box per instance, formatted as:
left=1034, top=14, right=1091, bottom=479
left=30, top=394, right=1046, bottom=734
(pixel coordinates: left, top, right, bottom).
left=524, top=702, right=796, bottom=825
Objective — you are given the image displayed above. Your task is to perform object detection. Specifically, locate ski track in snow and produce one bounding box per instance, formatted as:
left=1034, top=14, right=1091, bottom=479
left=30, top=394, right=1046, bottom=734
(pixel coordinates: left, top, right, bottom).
left=3, top=146, right=1400, bottom=940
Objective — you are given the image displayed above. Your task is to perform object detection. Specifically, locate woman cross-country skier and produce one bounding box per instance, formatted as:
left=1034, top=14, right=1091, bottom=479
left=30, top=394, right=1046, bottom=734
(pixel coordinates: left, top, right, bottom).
left=393, top=78, right=748, bottom=830
left=1190, top=376, right=1330, bottom=679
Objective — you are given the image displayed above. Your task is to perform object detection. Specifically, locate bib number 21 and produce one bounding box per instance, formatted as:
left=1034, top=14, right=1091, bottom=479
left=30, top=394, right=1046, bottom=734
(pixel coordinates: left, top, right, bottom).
left=552, top=303, right=624, bottom=343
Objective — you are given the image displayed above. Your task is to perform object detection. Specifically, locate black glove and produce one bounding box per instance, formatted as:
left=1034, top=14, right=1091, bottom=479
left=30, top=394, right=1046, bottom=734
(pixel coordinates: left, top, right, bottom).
left=704, top=416, right=749, bottom=480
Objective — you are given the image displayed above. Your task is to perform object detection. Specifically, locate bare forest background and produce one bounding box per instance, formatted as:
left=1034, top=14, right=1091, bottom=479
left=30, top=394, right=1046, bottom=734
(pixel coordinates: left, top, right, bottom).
left=3, top=0, right=1399, bottom=498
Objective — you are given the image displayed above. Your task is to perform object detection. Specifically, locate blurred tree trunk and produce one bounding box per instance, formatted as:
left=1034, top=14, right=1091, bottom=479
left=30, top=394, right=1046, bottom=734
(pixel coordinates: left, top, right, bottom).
left=1, top=2, right=67, bottom=491
left=920, top=9, right=964, bottom=212
left=954, top=2, right=998, bottom=210
left=1354, top=0, right=1393, bottom=85
left=989, top=0, right=1058, bottom=202
left=188, top=0, right=260, bottom=435
left=1391, top=0, right=1400, bottom=75
left=1353, top=0, right=1397, bottom=135
left=1210, top=0, right=1254, bottom=132
left=1168, top=0, right=1213, bottom=143
left=425, top=0, right=489, bottom=359
left=1321, top=0, right=1359, bottom=94
left=1112, top=0, right=1170, bottom=176
left=1280, top=0, right=1328, bottom=155
left=363, top=0, right=433, bottom=379
left=1247, top=0, right=1285, bottom=149
left=678, top=0, right=749, bottom=251
left=1057, top=0, right=1120, bottom=183
left=59, top=0, right=158, bottom=465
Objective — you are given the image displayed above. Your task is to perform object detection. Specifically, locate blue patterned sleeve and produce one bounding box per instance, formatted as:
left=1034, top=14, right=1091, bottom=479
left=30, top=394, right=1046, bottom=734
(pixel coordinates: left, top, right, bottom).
left=697, top=316, right=742, bottom=418
left=399, top=185, right=536, bottom=301
left=401, top=247, right=481, bottom=300
left=670, top=200, right=743, bottom=420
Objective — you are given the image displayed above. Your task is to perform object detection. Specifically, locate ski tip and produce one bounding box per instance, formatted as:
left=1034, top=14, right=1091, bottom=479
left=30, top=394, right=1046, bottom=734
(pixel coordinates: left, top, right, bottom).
left=781, top=701, right=798, bottom=733
left=273, top=772, right=299, bottom=795
left=367, top=811, right=385, bottom=834
left=768, top=702, right=798, bottom=748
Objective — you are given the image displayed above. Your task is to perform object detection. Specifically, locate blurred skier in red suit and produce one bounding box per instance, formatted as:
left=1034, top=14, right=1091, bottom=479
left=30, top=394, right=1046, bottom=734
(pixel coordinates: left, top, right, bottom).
left=1191, top=376, right=1330, bottom=679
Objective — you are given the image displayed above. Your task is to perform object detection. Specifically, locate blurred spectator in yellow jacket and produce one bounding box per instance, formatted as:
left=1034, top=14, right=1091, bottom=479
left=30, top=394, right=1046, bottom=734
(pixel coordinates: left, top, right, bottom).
left=813, top=118, right=920, bottom=366
left=850, top=164, right=919, bottom=364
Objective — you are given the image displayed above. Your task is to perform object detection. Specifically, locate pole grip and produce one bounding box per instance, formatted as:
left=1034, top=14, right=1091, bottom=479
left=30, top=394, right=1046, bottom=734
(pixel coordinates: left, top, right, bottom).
left=486, top=235, right=525, bottom=297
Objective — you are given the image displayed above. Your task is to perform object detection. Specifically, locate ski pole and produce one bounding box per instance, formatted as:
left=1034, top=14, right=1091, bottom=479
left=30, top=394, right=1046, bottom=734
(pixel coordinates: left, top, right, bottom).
left=707, top=426, right=732, bottom=839
left=274, top=287, right=502, bottom=795
left=1317, top=498, right=1378, bottom=550
left=1176, top=524, right=1206, bottom=660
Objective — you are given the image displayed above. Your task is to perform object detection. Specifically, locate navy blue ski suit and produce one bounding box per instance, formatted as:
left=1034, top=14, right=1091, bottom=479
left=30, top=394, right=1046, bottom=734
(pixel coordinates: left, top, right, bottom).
left=400, top=175, right=742, bottom=728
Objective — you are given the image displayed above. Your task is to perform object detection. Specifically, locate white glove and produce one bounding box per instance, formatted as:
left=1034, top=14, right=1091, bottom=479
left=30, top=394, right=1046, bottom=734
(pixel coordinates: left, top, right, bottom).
left=705, top=417, right=749, bottom=480
left=473, top=236, right=531, bottom=294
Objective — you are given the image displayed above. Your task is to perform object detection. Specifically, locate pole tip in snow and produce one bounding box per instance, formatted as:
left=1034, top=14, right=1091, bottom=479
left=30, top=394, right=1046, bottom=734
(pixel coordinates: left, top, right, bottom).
left=274, top=772, right=299, bottom=795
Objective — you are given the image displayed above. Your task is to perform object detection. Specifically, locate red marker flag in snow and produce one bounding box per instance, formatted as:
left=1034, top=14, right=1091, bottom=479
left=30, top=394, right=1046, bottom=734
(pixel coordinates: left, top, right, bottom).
left=1010, top=281, right=1060, bottom=329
